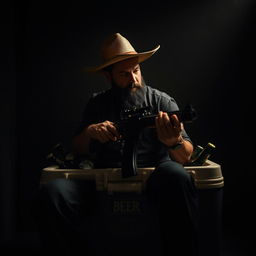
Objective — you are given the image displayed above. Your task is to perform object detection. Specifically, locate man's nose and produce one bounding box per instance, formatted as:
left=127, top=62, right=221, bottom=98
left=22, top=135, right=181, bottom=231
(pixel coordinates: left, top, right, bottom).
left=129, top=72, right=137, bottom=83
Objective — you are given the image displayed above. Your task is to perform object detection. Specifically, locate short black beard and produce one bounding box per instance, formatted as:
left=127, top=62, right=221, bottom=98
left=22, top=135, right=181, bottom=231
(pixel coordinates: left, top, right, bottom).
left=111, top=77, right=147, bottom=110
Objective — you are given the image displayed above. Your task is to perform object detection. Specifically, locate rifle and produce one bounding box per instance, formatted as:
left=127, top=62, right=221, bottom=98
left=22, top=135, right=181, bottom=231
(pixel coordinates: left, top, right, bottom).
left=116, top=104, right=197, bottom=178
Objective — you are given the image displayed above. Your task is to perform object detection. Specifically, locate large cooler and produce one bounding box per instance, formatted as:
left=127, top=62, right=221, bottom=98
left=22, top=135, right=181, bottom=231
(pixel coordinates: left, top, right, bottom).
left=40, top=160, right=224, bottom=256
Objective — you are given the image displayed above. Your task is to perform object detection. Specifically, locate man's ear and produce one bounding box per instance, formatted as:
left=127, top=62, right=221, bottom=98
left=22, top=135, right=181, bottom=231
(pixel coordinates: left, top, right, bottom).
left=102, top=70, right=111, bottom=83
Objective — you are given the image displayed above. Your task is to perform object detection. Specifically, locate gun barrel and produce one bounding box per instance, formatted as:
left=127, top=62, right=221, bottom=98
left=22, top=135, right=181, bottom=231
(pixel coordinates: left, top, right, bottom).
left=117, top=109, right=193, bottom=134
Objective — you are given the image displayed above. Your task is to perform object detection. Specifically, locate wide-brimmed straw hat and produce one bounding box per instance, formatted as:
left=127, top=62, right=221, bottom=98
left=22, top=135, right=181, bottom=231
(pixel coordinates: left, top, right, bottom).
left=85, top=33, right=160, bottom=72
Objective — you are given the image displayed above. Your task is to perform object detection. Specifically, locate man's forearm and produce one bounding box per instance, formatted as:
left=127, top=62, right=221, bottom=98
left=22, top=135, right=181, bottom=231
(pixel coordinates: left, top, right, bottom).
left=169, top=140, right=193, bottom=165
left=72, top=127, right=91, bottom=155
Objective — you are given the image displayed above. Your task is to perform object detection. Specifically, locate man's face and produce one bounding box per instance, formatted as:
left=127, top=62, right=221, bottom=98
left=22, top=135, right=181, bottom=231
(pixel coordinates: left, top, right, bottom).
left=109, top=57, right=142, bottom=91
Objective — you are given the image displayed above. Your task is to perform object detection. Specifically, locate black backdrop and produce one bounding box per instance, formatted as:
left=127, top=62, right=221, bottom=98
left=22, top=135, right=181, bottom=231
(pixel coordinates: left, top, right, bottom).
left=1, top=0, right=256, bottom=252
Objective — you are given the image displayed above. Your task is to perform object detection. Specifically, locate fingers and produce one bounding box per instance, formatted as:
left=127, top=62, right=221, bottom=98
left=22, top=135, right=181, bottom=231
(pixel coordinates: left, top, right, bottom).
left=169, top=114, right=182, bottom=133
left=155, top=112, right=182, bottom=145
left=106, top=121, right=120, bottom=140
left=87, top=121, right=120, bottom=143
left=156, top=112, right=181, bottom=132
left=155, top=112, right=170, bottom=138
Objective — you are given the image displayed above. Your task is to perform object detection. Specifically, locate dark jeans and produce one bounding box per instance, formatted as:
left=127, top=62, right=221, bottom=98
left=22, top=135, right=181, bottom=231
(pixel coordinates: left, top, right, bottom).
left=32, top=160, right=199, bottom=256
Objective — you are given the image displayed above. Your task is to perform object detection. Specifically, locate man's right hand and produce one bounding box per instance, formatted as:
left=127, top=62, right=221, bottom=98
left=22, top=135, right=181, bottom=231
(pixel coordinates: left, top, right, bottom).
left=86, top=121, right=121, bottom=143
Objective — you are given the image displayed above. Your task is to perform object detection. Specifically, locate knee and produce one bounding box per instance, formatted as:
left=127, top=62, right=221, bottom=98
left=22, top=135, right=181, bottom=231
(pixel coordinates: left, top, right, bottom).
left=156, top=160, right=190, bottom=184
left=40, top=179, right=74, bottom=204
left=146, top=160, right=192, bottom=192
left=39, top=179, right=96, bottom=207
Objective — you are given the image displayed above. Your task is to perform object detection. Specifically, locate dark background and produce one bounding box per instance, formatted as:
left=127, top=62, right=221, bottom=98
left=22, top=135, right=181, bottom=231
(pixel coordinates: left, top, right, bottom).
left=1, top=0, right=255, bottom=254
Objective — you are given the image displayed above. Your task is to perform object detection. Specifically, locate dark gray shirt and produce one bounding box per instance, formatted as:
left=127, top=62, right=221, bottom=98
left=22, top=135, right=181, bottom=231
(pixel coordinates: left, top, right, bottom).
left=75, top=85, right=192, bottom=168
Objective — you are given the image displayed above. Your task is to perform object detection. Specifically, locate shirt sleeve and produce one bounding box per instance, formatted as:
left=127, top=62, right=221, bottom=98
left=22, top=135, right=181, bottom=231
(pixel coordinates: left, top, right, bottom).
left=73, top=95, right=98, bottom=136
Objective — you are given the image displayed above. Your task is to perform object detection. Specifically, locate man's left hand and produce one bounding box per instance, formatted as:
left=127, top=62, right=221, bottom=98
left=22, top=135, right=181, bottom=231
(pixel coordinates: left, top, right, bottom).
left=155, top=111, right=183, bottom=147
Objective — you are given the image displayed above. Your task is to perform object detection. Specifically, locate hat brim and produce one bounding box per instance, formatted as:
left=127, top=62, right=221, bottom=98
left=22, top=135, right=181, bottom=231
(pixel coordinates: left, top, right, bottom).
left=84, top=45, right=160, bottom=72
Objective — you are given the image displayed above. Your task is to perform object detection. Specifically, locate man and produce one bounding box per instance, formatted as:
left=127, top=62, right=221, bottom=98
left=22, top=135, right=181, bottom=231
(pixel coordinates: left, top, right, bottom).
left=73, top=33, right=193, bottom=167
left=35, top=33, right=199, bottom=256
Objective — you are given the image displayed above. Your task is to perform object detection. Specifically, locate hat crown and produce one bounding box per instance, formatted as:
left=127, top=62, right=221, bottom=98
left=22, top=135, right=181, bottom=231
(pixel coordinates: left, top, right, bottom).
left=101, top=33, right=137, bottom=61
